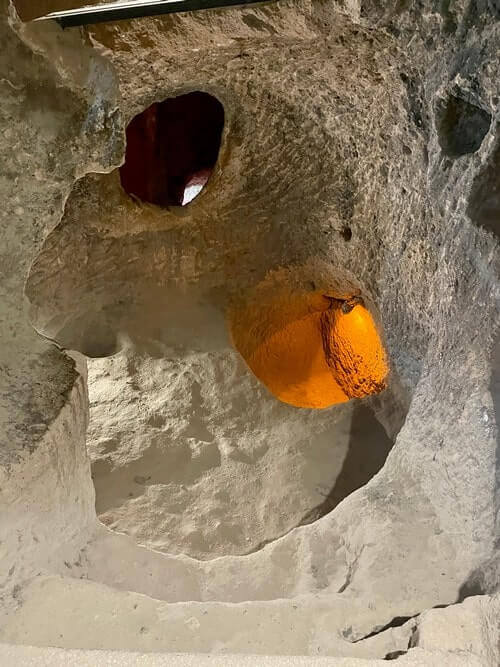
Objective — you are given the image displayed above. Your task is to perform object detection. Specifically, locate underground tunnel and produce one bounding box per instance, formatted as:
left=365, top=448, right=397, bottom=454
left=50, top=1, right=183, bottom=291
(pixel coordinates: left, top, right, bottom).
left=230, top=291, right=388, bottom=409
left=119, top=91, right=224, bottom=207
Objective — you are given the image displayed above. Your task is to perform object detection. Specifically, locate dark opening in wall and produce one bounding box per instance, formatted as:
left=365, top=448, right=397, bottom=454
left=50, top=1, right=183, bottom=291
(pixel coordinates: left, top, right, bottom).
left=436, top=94, right=491, bottom=158
left=120, top=92, right=224, bottom=207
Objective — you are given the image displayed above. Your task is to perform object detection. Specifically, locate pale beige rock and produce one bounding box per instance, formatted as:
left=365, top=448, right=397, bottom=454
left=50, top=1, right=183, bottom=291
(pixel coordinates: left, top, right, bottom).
left=0, top=643, right=488, bottom=667
left=0, top=575, right=497, bottom=663
left=0, top=0, right=499, bottom=664
left=411, top=594, right=500, bottom=666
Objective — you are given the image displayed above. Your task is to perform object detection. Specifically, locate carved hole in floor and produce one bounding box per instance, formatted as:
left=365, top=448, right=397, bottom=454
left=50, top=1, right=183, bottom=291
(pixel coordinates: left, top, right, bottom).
left=83, top=288, right=393, bottom=560
left=87, top=347, right=394, bottom=561
left=119, top=91, right=224, bottom=207
left=26, top=193, right=397, bottom=561
left=435, top=93, right=491, bottom=158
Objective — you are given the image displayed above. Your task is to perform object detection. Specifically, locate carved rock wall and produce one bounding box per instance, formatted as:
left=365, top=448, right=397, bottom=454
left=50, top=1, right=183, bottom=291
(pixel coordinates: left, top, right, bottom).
left=0, top=0, right=498, bottom=662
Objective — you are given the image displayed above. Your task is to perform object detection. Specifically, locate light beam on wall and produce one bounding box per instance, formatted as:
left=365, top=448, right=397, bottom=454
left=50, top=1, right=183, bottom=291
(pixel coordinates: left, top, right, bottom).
left=34, top=0, right=278, bottom=28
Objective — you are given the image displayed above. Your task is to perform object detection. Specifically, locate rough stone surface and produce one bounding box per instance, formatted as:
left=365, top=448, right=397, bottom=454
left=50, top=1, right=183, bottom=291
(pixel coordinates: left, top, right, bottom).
left=0, top=644, right=491, bottom=667
left=85, top=344, right=392, bottom=559
left=411, top=594, right=500, bottom=664
left=0, top=574, right=497, bottom=664
left=0, top=0, right=499, bottom=663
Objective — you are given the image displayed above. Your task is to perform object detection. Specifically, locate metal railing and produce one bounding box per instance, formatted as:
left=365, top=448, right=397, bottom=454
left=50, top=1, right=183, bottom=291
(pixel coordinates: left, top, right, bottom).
left=33, top=0, right=279, bottom=28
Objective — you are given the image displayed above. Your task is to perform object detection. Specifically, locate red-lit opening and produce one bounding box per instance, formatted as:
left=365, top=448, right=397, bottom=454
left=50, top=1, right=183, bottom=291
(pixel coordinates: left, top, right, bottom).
left=120, top=91, right=224, bottom=207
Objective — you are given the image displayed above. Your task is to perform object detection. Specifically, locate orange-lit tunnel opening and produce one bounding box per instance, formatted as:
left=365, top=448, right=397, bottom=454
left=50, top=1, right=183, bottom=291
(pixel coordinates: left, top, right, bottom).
left=230, top=293, right=388, bottom=409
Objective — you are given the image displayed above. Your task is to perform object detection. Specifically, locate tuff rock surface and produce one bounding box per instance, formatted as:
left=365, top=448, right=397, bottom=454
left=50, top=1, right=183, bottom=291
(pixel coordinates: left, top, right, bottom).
left=0, top=0, right=499, bottom=663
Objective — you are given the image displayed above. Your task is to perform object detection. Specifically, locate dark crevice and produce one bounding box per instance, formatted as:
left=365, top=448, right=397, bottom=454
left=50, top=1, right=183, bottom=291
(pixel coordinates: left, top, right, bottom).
left=337, top=545, right=365, bottom=594
left=384, top=650, right=408, bottom=660
left=349, top=587, right=489, bottom=648
left=351, top=615, right=416, bottom=643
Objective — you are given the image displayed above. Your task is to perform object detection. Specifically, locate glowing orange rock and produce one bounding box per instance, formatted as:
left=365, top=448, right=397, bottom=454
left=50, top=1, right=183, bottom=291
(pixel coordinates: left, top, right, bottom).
left=243, top=311, right=349, bottom=409
left=230, top=291, right=388, bottom=409
left=230, top=294, right=348, bottom=409
left=321, top=301, right=388, bottom=398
